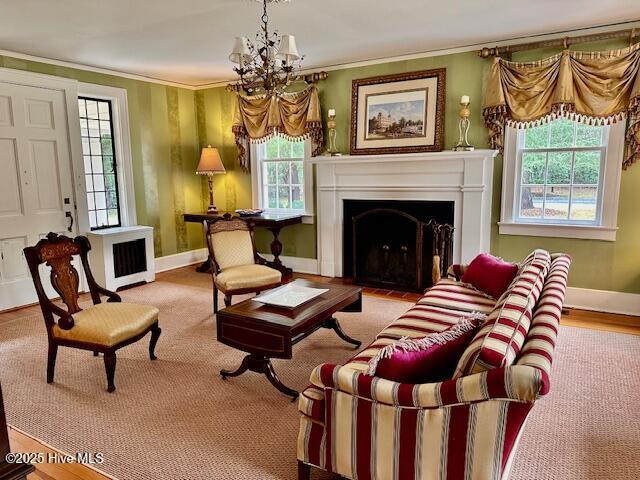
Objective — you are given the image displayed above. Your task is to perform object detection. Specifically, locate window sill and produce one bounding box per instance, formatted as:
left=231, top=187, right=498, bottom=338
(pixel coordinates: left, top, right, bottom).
left=262, top=210, right=315, bottom=225
left=498, top=221, right=617, bottom=241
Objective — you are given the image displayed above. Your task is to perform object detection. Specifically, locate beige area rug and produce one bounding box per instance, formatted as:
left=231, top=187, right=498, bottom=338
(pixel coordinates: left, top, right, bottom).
left=1, top=269, right=639, bottom=480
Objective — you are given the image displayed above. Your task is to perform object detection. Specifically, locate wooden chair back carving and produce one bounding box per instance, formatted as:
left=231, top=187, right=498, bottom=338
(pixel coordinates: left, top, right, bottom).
left=23, top=232, right=120, bottom=331
left=204, top=213, right=259, bottom=275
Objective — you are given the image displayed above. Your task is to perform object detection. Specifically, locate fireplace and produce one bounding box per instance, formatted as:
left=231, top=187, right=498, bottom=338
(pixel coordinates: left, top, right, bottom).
left=343, top=199, right=454, bottom=292
left=310, top=150, right=496, bottom=279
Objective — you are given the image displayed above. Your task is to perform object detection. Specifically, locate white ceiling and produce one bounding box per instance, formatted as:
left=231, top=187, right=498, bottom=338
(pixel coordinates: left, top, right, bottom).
left=0, top=0, right=638, bottom=87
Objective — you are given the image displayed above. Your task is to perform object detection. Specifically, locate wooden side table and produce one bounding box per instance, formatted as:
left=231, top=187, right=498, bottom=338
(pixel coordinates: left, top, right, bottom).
left=183, top=212, right=304, bottom=279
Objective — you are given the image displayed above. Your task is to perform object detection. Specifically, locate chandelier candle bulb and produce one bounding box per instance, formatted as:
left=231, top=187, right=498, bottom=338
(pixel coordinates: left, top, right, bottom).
left=328, top=108, right=336, bottom=117
left=460, top=95, right=470, bottom=104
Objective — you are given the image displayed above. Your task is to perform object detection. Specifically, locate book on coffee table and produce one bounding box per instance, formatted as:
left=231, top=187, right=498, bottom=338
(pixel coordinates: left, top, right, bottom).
left=253, top=283, right=329, bottom=309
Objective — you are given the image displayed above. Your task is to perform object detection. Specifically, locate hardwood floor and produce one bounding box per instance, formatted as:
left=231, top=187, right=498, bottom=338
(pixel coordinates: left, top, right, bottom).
left=2, top=266, right=638, bottom=480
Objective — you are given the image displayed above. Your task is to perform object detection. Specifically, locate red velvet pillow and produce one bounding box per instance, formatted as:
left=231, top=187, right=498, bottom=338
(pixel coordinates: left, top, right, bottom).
left=367, top=317, right=483, bottom=384
left=461, top=253, right=519, bottom=299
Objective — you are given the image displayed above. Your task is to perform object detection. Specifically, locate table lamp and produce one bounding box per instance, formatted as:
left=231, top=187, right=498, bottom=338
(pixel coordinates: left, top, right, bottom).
left=196, top=146, right=226, bottom=213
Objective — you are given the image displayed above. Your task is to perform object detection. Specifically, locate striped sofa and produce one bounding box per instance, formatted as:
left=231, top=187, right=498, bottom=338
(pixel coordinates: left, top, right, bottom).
left=297, top=251, right=571, bottom=480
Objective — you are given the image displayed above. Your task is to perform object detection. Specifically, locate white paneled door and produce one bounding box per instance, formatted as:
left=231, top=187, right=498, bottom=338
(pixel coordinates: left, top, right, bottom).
left=0, top=82, right=76, bottom=310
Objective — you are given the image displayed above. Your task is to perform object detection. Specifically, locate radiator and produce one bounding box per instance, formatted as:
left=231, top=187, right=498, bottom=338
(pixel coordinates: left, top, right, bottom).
left=87, top=226, right=155, bottom=290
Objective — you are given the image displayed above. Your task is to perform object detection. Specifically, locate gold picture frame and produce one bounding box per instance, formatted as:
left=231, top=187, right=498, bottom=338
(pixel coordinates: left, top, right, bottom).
left=350, top=68, right=446, bottom=155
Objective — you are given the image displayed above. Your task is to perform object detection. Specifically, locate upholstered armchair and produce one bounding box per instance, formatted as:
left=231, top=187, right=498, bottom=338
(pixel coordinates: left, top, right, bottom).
left=23, top=233, right=161, bottom=393
left=205, top=214, right=282, bottom=312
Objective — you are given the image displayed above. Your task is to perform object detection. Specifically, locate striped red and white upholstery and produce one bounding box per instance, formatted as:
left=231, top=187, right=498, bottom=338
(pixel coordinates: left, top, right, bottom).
left=297, top=251, right=571, bottom=480
left=418, top=278, right=496, bottom=314
left=453, top=250, right=551, bottom=377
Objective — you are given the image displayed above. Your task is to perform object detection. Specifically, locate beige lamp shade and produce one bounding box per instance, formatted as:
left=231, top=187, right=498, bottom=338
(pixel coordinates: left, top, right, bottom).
left=229, top=36, right=252, bottom=65
left=196, top=146, right=226, bottom=175
left=276, top=34, right=299, bottom=63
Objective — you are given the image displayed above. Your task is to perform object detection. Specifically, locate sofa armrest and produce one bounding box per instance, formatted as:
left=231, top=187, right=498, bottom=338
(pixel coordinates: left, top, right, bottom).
left=446, top=264, right=466, bottom=281
left=310, top=363, right=545, bottom=409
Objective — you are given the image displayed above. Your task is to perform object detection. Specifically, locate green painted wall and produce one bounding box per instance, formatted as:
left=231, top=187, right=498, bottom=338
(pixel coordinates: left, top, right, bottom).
left=197, top=39, right=640, bottom=294
left=0, top=55, right=204, bottom=258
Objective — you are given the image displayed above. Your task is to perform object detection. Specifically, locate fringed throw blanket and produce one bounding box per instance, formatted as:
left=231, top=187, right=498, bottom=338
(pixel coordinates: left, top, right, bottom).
left=232, top=85, right=323, bottom=172
left=483, top=43, right=640, bottom=168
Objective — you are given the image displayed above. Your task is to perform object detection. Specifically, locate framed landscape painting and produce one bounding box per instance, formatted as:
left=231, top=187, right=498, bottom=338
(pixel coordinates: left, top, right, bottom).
left=350, top=68, right=446, bottom=155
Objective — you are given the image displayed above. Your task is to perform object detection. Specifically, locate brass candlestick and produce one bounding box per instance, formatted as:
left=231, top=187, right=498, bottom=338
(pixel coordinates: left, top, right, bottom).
left=327, top=112, right=341, bottom=156
left=453, top=98, right=474, bottom=151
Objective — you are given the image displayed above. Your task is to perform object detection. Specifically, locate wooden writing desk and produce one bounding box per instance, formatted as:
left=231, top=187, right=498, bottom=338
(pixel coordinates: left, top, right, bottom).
left=183, top=211, right=303, bottom=278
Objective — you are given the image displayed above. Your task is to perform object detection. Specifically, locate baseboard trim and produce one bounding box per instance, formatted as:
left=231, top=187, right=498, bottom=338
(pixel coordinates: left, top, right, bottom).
left=155, top=249, right=320, bottom=275
left=260, top=254, right=319, bottom=275
left=155, top=248, right=208, bottom=273
left=565, top=287, right=640, bottom=316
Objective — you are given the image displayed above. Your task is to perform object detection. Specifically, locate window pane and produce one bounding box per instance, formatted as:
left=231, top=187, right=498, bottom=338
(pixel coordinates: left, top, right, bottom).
left=524, top=123, right=549, bottom=149
left=85, top=100, right=98, bottom=118
left=107, top=209, right=119, bottom=225
left=81, top=138, right=90, bottom=155
left=267, top=186, right=277, bottom=208
left=521, top=152, right=546, bottom=184
left=86, top=193, right=95, bottom=211
left=93, top=174, right=105, bottom=191
left=90, top=138, right=101, bottom=155
left=278, top=186, right=290, bottom=209
left=549, top=118, right=574, bottom=147
left=546, top=152, right=571, bottom=184
left=83, top=155, right=92, bottom=174
left=104, top=173, right=116, bottom=191
left=544, top=186, right=569, bottom=219
left=98, top=102, right=110, bottom=119
left=519, top=186, right=543, bottom=219
left=101, top=137, right=113, bottom=156
left=102, top=156, right=115, bottom=173
left=292, top=186, right=304, bottom=210
left=570, top=186, right=597, bottom=221
left=106, top=190, right=118, bottom=209
left=266, top=139, right=279, bottom=159
left=573, top=151, right=601, bottom=184
left=88, top=119, right=100, bottom=137
left=96, top=209, right=108, bottom=228
left=277, top=162, right=289, bottom=184
left=95, top=192, right=106, bottom=209
left=291, top=161, right=304, bottom=184
left=89, top=211, right=97, bottom=228
left=265, top=162, right=277, bottom=184
left=78, top=99, right=87, bottom=117
left=91, top=156, right=103, bottom=174
left=291, top=140, right=304, bottom=158
left=575, top=123, right=603, bottom=147
left=277, top=136, right=292, bottom=157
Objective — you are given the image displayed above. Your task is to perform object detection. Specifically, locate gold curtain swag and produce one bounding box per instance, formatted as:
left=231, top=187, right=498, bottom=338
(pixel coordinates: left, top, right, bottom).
left=232, top=85, right=323, bottom=172
left=483, top=43, right=640, bottom=168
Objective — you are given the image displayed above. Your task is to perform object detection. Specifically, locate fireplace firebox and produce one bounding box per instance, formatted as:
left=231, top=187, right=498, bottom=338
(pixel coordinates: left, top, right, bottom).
left=343, top=200, right=454, bottom=292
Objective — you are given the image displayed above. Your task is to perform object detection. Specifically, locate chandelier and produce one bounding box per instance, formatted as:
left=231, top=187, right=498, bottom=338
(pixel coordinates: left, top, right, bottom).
left=229, top=0, right=303, bottom=96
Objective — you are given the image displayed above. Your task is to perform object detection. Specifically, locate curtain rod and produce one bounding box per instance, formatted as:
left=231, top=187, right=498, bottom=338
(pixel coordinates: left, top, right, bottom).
left=478, top=27, right=638, bottom=58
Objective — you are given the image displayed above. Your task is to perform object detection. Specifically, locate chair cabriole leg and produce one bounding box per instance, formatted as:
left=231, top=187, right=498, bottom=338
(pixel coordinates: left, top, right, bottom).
left=149, top=324, right=161, bottom=360
left=104, top=351, right=117, bottom=393
left=46, top=343, right=57, bottom=383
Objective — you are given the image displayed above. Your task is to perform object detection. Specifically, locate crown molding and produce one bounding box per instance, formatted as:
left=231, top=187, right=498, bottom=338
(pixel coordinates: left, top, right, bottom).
left=0, top=48, right=199, bottom=90
left=2, top=19, right=639, bottom=91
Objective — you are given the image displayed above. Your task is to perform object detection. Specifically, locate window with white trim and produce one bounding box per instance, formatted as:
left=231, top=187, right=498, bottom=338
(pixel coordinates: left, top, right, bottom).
left=251, top=136, right=313, bottom=219
left=499, top=118, right=624, bottom=241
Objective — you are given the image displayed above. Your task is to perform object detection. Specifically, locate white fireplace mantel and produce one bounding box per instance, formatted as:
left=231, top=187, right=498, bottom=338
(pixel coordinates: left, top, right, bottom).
left=309, top=150, right=498, bottom=277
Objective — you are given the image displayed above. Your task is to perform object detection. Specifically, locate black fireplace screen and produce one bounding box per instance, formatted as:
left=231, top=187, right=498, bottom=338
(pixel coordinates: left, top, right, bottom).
left=344, top=200, right=454, bottom=292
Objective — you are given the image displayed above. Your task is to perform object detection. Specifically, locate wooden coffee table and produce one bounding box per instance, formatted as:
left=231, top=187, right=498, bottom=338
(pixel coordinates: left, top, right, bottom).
left=216, top=280, right=362, bottom=400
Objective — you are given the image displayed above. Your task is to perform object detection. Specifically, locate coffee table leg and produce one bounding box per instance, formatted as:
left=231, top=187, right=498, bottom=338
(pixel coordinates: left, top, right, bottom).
left=220, top=354, right=298, bottom=401
left=324, top=317, right=362, bottom=349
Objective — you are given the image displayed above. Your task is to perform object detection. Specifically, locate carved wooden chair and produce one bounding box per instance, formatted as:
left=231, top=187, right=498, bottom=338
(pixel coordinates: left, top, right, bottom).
left=205, top=214, right=282, bottom=313
left=23, top=233, right=161, bottom=393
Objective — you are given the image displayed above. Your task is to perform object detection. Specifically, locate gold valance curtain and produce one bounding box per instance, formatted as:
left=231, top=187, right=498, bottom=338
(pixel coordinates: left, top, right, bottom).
left=483, top=43, right=640, bottom=168
left=232, top=85, right=323, bottom=171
